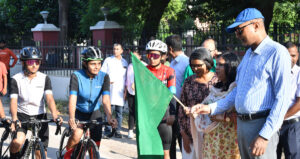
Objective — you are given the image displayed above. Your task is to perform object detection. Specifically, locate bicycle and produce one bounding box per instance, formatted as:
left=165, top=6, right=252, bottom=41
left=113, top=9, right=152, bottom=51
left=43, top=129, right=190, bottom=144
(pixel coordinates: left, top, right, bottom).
left=0, top=118, right=12, bottom=159
left=15, top=117, right=61, bottom=159
left=57, top=120, right=115, bottom=159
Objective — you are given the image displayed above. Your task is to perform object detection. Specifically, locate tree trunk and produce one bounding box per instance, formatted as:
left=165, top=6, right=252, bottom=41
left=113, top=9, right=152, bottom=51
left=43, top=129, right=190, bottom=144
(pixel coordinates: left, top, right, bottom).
left=58, top=0, right=70, bottom=43
left=247, top=0, right=275, bottom=32
left=140, top=0, right=170, bottom=45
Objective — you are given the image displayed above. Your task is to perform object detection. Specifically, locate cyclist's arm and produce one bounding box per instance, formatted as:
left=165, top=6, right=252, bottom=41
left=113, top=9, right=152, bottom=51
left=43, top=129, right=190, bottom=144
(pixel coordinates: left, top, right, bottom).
left=102, top=74, right=112, bottom=120
left=0, top=100, right=5, bottom=119
left=69, top=73, right=78, bottom=120
left=103, top=95, right=112, bottom=120
left=10, top=78, right=18, bottom=121
left=44, top=76, right=59, bottom=120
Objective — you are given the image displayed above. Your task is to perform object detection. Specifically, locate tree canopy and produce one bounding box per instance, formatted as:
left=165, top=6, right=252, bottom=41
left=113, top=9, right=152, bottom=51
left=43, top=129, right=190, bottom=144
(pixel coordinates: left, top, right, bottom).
left=0, top=0, right=300, bottom=45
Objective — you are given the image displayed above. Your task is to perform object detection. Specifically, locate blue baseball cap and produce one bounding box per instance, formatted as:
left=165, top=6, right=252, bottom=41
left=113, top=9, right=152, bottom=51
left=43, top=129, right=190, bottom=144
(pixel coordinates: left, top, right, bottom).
left=226, top=8, right=264, bottom=33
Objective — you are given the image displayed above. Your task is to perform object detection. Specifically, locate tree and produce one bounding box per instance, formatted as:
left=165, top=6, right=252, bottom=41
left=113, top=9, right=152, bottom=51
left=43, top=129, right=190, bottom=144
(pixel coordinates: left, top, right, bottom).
left=58, top=0, right=70, bottom=43
left=187, top=0, right=278, bottom=31
left=140, top=0, right=171, bottom=44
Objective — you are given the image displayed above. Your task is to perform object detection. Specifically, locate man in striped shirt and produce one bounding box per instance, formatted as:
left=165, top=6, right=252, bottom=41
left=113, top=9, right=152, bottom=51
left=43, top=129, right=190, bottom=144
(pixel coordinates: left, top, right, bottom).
left=192, top=8, right=291, bottom=159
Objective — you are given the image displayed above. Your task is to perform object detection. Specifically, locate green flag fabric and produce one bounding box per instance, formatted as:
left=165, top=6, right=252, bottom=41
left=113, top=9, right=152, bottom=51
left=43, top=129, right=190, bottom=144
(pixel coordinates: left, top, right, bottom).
left=131, top=53, right=173, bottom=159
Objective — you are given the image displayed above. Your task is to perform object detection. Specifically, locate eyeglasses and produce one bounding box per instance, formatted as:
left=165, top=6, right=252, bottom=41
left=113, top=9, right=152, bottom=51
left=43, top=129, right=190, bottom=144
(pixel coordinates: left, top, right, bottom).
left=190, top=64, right=204, bottom=68
left=26, top=59, right=40, bottom=66
left=235, top=22, right=254, bottom=35
left=147, top=53, right=161, bottom=59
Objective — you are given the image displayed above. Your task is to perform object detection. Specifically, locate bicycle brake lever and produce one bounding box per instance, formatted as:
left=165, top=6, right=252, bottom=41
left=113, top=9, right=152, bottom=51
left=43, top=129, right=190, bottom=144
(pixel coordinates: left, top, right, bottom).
left=55, top=118, right=62, bottom=135
left=106, top=128, right=116, bottom=138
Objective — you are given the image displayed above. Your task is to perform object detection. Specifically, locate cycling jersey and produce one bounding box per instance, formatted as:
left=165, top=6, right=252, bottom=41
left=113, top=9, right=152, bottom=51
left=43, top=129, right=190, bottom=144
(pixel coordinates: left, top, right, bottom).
left=69, top=69, right=110, bottom=113
left=147, top=64, right=176, bottom=115
left=147, top=64, right=176, bottom=94
left=10, top=71, right=52, bottom=115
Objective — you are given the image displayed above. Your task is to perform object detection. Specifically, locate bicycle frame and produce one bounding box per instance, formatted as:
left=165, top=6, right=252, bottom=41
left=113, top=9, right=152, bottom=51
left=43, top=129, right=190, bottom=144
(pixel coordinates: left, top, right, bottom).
left=58, top=120, right=114, bottom=159
left=22, top=121, right=42, bottom=159
left=17, top=118, right=61, bottom=159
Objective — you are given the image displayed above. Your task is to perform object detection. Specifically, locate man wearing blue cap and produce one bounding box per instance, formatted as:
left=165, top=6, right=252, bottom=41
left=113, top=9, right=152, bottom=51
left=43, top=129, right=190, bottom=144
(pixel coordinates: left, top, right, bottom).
left=191, top=8, right=291, bottom=159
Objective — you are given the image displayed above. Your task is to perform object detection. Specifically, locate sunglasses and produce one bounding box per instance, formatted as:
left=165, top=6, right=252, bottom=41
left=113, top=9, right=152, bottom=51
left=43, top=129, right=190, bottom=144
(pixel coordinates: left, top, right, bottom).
left=147, top=53, right=161, bottom=59
left=26, top=59, right=40, bottom=66
left=235, top=22, right=254, bottom=35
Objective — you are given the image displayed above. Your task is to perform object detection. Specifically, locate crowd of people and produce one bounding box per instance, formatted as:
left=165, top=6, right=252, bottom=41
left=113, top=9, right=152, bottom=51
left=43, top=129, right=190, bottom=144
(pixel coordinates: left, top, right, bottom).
left=0, top=7, right=299, bottom=159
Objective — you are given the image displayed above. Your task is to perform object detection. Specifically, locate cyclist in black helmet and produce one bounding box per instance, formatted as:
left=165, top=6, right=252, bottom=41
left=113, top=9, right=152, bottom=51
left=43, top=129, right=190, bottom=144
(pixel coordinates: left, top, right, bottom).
left=10, top=47, right=63, bottom=159
left=64, top=46, right=117, bottom=159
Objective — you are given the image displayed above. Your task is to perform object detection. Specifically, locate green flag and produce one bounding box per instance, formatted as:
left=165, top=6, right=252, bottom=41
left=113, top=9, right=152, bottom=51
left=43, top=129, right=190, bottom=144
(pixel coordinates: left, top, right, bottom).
left=131, top=53, right=173, bottom=159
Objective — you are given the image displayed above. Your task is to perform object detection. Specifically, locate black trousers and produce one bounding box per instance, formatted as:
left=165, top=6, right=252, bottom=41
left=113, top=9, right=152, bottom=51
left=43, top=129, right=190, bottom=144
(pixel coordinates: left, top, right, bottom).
left=277, top=120, right=300, bottom=159
left=170, top=102, right=182, bottom=159
left=127, top=93, right=136, bottom=130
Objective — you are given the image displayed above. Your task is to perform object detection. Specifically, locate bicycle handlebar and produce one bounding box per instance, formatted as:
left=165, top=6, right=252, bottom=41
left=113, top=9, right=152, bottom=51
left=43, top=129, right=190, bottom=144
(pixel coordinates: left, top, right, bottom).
left=76, top=120, right=109, bottom=125
left=75, top=120, right=116, bottom=138
left=0, top=118, right=12, bottom=128
left=15, top=118, right=62, bottom=135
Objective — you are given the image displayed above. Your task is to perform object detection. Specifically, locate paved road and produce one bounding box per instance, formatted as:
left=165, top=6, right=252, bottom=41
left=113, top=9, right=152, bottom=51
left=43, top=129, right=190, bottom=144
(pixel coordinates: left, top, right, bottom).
left=1, top=97, right=182, bottom=159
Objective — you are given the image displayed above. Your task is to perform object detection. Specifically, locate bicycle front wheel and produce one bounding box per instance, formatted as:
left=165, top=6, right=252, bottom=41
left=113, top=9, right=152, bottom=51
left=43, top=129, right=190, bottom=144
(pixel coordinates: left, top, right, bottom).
left=80, top=140, right=100, bottom=159
left=32, top=141, right=46, bottom=159
left=0, top=129, right=12, bottom=159
left=57, top=128, right=70, bottom=158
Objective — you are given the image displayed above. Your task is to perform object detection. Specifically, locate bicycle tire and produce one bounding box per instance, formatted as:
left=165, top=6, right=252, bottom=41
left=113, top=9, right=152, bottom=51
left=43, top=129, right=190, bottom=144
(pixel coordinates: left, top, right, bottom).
left=57, top=128, right=70, bottom=158
left=34, top=141, right=46, bottom=159
left=0, top=129, right=12, bottom=159
left=86, top=140, right=100, bottom=159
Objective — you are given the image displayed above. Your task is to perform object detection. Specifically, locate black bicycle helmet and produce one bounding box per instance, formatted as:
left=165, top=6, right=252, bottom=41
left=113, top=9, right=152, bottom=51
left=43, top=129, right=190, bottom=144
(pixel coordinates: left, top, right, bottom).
left=81, top=46, right=103, bottom=61
left=20, top=47, right=42, bottom=61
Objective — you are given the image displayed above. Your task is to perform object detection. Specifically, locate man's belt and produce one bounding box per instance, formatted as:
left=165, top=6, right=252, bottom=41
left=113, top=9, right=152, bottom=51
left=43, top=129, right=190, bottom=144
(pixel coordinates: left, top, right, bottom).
left=283, top=117, right=300, bottom=125
left=237, top=110, right=270, bottom=121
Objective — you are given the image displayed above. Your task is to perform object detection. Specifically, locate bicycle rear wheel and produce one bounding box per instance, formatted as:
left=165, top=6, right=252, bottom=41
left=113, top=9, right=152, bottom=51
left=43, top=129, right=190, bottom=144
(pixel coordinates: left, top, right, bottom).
left=57, top=128, right=70, bottom=158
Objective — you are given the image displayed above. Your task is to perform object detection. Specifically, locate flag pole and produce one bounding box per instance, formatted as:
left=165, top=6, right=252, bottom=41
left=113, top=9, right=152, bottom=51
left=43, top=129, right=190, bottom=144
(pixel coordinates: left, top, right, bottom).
left=172, top=95, right=187, bottom=109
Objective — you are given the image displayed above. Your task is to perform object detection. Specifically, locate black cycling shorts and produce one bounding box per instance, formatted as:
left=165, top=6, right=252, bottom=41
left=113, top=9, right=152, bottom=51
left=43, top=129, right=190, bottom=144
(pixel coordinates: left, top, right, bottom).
left=75, top=109, right=102, bottom=142
left=16, top=113, right=49, bottom=150
left=158, top=123, right=172, bottom=150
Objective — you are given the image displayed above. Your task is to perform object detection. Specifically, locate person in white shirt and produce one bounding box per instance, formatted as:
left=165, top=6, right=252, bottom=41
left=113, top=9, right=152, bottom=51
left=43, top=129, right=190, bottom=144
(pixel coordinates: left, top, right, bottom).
left=9, top=47, right=62, bottom=159
left=277, top=42, right=300, bottom=159
left=126, top=49, right=146, bottom=139
left=101, top=43, right=128, bottom=138
left=166, top=34, right=189, bottom=159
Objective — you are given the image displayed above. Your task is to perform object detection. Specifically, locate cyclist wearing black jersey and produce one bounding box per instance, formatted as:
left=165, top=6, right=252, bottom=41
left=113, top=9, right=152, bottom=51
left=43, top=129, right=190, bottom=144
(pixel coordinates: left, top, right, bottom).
left=9, top=47, right=62, bottom=159
left=64, top=46, right=117, bottom=159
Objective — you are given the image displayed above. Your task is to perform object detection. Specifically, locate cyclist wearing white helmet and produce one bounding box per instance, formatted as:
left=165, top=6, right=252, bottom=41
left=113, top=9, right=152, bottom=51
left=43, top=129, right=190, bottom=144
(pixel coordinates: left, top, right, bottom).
left=64, top=46, right=117, bottom=159
left=146, top=39, right=177, bottom=159
left=10, top=47, right=63, bottom=159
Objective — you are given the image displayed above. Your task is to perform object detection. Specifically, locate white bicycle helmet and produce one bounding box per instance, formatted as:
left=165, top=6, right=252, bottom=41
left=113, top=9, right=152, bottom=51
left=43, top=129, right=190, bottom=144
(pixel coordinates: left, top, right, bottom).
left=81, top=46, right=103, bottom=61
left=145, top=39, right=167, bottom=53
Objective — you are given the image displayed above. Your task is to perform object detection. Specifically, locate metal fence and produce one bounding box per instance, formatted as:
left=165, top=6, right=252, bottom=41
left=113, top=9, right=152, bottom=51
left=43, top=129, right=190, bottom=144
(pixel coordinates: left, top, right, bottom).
left=5, top=23, right=300, bottom=75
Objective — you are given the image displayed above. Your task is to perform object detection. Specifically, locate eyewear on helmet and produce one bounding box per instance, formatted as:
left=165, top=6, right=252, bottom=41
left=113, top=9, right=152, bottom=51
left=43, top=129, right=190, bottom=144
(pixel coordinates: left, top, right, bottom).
left=147, top=53, right=161, bottom=59
left=26, top=59, right=40, bottom=66
left=234, top=22, right=254, bottom=35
